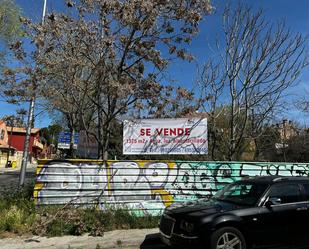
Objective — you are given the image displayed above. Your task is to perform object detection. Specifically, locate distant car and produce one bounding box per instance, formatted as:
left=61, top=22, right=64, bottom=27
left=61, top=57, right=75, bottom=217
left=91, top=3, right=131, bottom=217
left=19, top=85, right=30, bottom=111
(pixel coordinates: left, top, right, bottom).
left=159, top=176, right=309, bottom=249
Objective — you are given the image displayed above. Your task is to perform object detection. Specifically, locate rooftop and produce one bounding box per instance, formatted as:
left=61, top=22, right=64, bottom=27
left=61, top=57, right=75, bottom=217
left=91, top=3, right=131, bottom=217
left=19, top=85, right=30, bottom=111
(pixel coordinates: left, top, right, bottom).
left=0, top=144, right=16, bottom=150
left=6, top=126, right=40, bottom=134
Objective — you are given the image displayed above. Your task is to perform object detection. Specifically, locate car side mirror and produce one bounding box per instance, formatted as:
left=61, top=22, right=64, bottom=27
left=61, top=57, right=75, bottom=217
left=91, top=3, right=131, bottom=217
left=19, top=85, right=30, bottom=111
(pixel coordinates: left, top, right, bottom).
left=265, top=197, right=282, bottom=208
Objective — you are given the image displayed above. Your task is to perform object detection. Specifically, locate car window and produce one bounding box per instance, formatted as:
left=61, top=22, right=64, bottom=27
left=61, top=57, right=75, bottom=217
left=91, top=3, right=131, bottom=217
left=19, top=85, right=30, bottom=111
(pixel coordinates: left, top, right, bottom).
left=213, top=182, right=268, bottom=206
left=223, top=184, right=252, bottom=196
left=268, top=183, right=301, bottom=204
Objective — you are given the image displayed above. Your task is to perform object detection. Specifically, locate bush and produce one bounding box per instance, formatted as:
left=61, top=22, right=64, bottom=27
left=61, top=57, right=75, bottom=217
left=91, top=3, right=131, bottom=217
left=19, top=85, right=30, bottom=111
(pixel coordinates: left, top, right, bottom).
left=0, top=181, right=36, bottom=236
left=0, top=182, right=160, bottom=237
left=31, top=207, right=160, bottom=237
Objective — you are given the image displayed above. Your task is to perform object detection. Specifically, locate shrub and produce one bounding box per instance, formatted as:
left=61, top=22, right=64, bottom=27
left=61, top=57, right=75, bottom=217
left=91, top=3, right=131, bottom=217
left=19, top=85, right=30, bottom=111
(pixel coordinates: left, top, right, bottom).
left=31, top=207, right=160, bottom=237
left=0, top=182, right=160, bottom=237
left=0, top=182, right=36, bottom=235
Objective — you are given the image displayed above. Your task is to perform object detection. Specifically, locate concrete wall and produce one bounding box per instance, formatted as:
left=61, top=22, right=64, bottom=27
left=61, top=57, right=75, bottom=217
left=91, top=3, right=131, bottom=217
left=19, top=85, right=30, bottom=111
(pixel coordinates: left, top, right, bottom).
left=34, top=160, right=309, bottom=215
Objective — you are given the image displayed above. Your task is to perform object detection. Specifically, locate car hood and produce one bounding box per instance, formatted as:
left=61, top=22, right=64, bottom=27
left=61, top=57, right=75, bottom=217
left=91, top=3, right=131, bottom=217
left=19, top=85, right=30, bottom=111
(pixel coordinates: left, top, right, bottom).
left=166, top=198, right=242, bottom=216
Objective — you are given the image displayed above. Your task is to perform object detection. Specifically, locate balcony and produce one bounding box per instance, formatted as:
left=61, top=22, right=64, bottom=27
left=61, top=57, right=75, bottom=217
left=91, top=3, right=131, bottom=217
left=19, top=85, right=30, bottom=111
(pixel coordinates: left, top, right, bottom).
left=33, top=138, right=43, bottom=150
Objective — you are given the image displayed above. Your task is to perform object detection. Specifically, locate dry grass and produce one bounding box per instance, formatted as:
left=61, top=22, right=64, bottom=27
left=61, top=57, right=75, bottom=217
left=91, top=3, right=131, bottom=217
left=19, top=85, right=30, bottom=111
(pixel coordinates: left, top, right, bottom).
left=0, top=182, right=160, bottom=237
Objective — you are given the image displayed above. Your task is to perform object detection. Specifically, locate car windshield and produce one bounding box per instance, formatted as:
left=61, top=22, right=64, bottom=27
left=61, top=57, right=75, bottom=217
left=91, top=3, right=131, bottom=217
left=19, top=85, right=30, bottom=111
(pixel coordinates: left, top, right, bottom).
left=212, top=181, right=269, bottom=206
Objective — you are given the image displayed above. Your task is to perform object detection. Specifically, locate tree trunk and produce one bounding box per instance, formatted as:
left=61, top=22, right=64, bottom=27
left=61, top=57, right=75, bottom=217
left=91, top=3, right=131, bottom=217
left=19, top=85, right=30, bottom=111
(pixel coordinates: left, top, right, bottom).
left=102, top=121, right=111, bottom=160
left=69, top=127, right=75, bottom=158
left=229, top=102, right=235, bottom=160
left=97, top=109, right=103, bottom=159
left=253, top=138, right=260, bottom=161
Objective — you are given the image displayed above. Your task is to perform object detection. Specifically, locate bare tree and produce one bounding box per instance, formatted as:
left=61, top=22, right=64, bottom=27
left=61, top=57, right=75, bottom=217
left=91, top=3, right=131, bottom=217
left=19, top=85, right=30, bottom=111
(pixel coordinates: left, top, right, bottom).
left=198, top=3, right=307, bottom=160
left=296, top=90, right=309, bottom=115
left=29, top=0, right=212, bottom=159
left=0, top=0, right=23, bottom=66
left=197, top=61, right=225, bottom=159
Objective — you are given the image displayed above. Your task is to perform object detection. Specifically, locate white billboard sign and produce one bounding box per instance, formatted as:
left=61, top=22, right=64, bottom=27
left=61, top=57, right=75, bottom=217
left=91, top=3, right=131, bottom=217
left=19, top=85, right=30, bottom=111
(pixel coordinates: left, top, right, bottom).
left=123, top=118, right=208, bottom=155
left=57, top=143, right=77, bottom=150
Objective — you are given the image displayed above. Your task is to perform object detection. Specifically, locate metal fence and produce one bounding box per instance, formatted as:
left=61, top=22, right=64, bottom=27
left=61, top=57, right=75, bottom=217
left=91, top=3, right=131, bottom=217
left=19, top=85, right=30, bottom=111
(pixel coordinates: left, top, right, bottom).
left=34, top=159, right=309, bottom=216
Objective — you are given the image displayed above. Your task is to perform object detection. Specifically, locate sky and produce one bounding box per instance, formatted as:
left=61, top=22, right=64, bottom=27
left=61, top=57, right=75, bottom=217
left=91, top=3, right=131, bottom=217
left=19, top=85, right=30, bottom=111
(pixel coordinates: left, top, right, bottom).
left=1, top=0, right=309, bottom=128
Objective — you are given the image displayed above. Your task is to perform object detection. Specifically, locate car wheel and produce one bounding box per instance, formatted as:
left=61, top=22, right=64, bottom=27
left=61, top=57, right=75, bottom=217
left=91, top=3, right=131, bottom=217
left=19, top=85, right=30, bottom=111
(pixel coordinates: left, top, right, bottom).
left=210, top=226, right=246, bottom=249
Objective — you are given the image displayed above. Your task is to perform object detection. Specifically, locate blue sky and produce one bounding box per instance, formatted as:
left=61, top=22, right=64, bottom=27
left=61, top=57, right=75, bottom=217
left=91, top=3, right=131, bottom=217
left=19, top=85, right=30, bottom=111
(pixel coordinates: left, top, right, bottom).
left=1, top=0, right=308, bottom=127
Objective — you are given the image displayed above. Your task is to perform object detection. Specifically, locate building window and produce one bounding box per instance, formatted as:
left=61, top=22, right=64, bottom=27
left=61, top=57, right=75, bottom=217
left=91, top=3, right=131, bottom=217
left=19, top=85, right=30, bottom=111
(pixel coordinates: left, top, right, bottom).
left=0, top=129, right=4, bottom=140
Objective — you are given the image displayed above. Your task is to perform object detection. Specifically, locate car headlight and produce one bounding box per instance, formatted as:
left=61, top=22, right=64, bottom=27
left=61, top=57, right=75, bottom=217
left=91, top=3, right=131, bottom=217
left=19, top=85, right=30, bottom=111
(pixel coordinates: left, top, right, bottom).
left=180, top=220, right=194, bottom=233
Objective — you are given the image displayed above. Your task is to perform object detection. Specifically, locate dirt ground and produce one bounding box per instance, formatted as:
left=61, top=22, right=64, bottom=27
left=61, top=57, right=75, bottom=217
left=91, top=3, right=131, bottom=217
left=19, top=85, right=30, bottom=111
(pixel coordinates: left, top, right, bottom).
left=0, top=229, right=167, bottom=249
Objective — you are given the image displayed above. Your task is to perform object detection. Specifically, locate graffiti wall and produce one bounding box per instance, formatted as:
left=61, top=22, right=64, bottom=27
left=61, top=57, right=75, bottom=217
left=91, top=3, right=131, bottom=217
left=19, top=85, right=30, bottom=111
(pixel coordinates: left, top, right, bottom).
left=34, top=160, right=309, bottom=215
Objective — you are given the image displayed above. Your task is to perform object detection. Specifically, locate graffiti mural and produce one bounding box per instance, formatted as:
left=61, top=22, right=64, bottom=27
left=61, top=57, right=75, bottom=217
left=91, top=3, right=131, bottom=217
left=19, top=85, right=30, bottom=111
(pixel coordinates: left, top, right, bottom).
left=34, top=160, right=309, bottom=215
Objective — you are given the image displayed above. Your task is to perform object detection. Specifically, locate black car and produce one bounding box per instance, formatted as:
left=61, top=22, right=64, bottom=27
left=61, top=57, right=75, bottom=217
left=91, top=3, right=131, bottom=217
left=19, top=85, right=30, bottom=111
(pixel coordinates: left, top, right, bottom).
left=159, top=176, right=309, bottom=249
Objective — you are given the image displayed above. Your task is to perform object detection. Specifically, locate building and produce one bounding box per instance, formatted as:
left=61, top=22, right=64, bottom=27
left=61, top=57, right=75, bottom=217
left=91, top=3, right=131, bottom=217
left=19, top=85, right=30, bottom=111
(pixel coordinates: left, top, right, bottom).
left=7, top=126, right=44, bottom=163
left=276, top=119, right=299, bottom=141
left=0, top=120, right=16, bottom=168
left=38, top=136, right=56, bottom=159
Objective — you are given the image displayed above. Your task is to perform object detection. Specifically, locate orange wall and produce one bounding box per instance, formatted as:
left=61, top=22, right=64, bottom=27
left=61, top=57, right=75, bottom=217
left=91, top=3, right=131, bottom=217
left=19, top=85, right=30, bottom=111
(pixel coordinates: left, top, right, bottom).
left=0, top=121, right=8, bottom=146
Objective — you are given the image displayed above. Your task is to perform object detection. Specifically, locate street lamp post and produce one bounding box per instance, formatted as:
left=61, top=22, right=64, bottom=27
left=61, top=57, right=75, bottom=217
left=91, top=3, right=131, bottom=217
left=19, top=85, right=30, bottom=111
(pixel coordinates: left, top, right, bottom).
left=19, top=0, right=47, bottom=187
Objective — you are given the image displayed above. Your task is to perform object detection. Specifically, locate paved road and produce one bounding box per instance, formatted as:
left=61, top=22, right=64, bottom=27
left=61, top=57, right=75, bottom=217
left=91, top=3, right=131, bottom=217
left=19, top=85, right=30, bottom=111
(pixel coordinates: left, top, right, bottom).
left=0, top=167, right=36, bottom=192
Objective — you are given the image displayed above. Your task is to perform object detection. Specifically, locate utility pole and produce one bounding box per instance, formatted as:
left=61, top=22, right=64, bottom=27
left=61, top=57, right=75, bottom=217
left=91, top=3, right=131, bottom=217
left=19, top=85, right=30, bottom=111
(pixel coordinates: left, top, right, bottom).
left=19, top=0, right=47, bottom=187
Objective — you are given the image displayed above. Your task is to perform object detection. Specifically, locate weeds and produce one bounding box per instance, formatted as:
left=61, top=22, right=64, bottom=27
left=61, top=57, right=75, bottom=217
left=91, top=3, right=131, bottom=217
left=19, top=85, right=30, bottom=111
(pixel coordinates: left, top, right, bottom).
left=0, top=182, right=160, bottom=237
left=34, top=208, right=160, bottom=237
left=0, top=181, right=36, bottom=236
left=117, top=239, right=122, bottom=247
